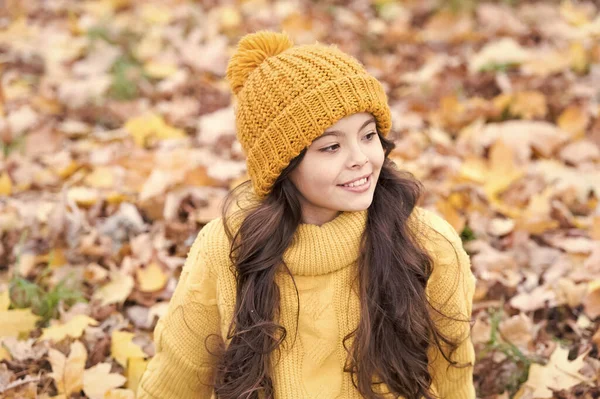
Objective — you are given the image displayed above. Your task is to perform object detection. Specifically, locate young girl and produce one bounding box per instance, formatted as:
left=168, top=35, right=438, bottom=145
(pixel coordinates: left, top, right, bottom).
left=137, top=30, right=477, bottom=399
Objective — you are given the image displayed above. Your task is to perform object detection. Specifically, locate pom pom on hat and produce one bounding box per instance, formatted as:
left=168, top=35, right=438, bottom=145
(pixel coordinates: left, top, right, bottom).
left=226, top=30, right=294, bottom=96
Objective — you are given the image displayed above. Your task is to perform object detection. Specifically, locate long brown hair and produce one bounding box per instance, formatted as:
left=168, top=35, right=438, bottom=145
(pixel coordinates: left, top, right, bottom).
left=207, top=128, right=473, bottom=399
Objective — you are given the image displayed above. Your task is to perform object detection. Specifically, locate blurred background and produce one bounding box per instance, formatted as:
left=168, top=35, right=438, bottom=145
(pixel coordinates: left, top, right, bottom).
left=0, top=0, right=599, bottom=397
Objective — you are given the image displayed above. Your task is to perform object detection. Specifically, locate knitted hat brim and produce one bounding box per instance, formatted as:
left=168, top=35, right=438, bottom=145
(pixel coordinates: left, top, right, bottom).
left=247, top=74, right=392, bottom=199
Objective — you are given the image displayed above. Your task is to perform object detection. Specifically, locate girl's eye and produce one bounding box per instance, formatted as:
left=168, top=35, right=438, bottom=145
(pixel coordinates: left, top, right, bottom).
left=319, top=132, right=376, bottom=153
left=320, top=144, right=339, bottom=152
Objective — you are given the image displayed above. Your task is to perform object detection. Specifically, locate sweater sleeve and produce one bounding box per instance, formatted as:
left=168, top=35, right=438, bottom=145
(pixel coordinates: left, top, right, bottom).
left=137, top=220, right=222, bottom=399
left=420, top=211, right=477, bottom=399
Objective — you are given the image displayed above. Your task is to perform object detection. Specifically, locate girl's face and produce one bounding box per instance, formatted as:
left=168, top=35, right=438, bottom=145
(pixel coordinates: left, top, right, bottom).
left=288, top=112, right=385, bottom=226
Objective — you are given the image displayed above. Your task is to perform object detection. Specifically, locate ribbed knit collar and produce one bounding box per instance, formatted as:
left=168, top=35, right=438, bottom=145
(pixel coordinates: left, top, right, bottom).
left=282, top=209, right=368, bottom=276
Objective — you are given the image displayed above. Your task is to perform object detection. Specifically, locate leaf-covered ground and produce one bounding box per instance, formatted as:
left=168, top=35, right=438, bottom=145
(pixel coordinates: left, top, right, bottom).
left=1, top=0, right=600, bottom=398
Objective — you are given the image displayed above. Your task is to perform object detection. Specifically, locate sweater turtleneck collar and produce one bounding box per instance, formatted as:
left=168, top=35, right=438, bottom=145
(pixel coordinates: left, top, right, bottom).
left=226, top=185, right=370, bottom=276
left=282, top=209, right=368, bottom=276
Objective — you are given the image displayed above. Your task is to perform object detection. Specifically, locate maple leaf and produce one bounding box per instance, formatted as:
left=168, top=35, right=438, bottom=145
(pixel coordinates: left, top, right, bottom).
left=83, top=362, right=127, bottom=399
left=48, top=340, right=87, bottom=397
left=517, top=346, right=595, bottom=398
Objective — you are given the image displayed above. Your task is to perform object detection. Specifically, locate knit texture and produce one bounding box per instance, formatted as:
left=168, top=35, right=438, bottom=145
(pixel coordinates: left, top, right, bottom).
left=137, top=207, right=477, bottom=399
left=226, top=30, right=392, bottom=199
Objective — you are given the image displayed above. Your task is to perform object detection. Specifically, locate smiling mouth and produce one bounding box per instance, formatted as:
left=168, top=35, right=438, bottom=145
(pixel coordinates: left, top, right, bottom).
left=337, top=174, right=372, bottom=189
left=338, top=174, right=372, bottom=187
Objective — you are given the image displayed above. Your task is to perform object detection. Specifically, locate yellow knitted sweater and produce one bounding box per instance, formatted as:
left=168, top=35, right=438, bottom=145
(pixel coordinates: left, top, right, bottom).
left=137, top=206, right=477, bottom=399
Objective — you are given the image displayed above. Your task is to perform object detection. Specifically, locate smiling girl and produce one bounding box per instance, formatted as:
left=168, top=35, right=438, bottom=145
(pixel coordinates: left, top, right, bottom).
left=137, top=30, right=477, bottom=399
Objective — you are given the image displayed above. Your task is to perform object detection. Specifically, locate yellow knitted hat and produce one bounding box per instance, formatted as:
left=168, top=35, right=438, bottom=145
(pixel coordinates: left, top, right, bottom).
left=226, top=30, right=392, bottom=199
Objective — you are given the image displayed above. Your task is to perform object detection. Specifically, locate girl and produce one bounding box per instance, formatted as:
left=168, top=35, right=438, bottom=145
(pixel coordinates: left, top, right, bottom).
left=137, top=30, right=477, bottom=399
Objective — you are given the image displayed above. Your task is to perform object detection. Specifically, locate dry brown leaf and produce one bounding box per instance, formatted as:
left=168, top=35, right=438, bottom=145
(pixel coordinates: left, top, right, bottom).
left=516, top=345, right=594, bottom=398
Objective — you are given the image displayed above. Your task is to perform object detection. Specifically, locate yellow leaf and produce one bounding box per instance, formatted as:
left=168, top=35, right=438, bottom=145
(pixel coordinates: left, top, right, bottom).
left=492, top=93, right=513, bottom=113
left=108, top=0, right=130, bottom=11
left=67, top=9, right=83, bottom=35
left=458, top=155, right=488, bottom=184
left=104, top=389, right=135, bottom=399
left=136, top=262, right=168, bottom=293
left=0, top=343, right=11, bottom=361
left=140, top=4, right=173, bottom=25
left=588, top=280, right=600, bottom=292
left=281, top=11, right=316, bottom=40
left=521, top=50, right=572, bottom=77
left=219, top=5, right=242, bottom=30
left=592, top=215, right=600, bottom=240
left=84, top=167, right=116, bottom=189
left=569, top=41, right=589, bottom=74
left=0, top=295, right=40, bottom=338
left=509, top=91, right=547, bottom=120
left=143, top=61, right=179, bottom=79
left=92, top=271, right=134, bottom=307
left=38, top=315, right=99, bottom=342
left=31, top=94, right=64, bottom=115
left=0, top=289, right=9, bottom=311
left=560, top=0, right=590, bottom=26
left=435, top=199, right=465, bottom=234
left=0, top=171, right=12, bottom=196
left=124, top=113, right=186, bottom=147
left=48, top=248, right=68, bottom=269
left=110, top=330, right=146, bottom=368
left=48, top=340, right=87, bottom=396
left=4, top=77, right=33, bottom=101
left=104, top=191, right=130, bottom=204
left=484, top=139, right=524, bottom=198
left=83, top=362, right=127, bottom=399
left=54, top=160, right=79, bottom=179
left=125, top=357, right=149, bottom=391
left=557, top=105, right=589, bottom=139
left=67, top=186, right=99, bottom=207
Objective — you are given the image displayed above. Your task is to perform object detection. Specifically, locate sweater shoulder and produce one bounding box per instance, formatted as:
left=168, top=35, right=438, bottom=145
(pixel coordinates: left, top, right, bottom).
left=188, top=216, right=232, bottom=277
left=410, top=206, right=464, bottom=253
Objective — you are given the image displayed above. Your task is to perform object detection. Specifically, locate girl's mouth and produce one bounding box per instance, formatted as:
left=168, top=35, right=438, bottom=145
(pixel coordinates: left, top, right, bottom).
left=337, top=174, right=372, bottom=193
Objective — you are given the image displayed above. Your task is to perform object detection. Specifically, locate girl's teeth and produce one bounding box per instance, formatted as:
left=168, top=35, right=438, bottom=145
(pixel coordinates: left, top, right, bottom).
left=344, top=177, right=367, bottom=187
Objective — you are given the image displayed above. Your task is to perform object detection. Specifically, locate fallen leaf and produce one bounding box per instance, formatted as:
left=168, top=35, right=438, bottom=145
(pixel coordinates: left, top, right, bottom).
left=557, top=105, right=589, bottom=139
left=110, top=330, right=146, bottom=368
left=104, top=388, right=135, bottom=399
left=0, top=290, right=41, bottom=338
left=92, top=271, right=134, bottom=307
left=82, top=362, right=127, bottom=399
left=38, top=314, right=99, bottom=342
left=48, top=340, right=87, bottom=397
left=124, top=113, right=186, bottom=147
left=136, top=262, right=168, bottom=293
left=517, top=345, right=594, bottom=398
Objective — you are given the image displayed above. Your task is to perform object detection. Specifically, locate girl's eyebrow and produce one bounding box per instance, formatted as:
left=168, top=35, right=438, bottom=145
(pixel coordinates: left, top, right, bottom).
left=316, top=117, right=376, bottom=140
